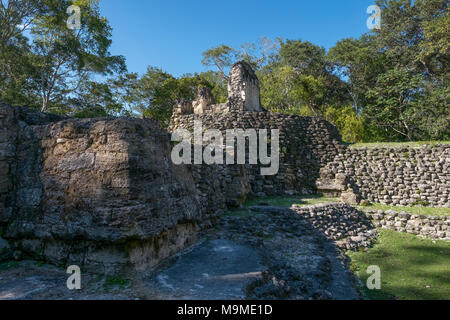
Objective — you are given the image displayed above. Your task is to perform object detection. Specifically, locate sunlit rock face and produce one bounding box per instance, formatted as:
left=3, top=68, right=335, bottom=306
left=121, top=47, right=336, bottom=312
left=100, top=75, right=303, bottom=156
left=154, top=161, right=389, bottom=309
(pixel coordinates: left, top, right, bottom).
left=193, top=86, right=215, bottom=114
left=174, top=100, right=193, bottom=115
left=227, top=61, right=262, bottom=112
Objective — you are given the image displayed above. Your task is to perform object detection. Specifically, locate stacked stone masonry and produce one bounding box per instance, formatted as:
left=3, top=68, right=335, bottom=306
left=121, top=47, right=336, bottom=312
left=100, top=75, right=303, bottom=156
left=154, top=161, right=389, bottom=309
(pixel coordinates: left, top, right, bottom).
left=169, top=110, right=344, bottom=201
left=364, top=209, right=450, bottom=241
left=290, top=203, right=378, bottom=250
left=318, top=146, right=450, bottom=207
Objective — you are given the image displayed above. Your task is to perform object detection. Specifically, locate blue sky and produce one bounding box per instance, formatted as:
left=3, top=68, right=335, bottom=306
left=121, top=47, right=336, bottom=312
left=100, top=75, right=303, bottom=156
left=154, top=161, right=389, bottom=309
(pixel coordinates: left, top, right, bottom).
left=99, top=0, right=377, bottom=77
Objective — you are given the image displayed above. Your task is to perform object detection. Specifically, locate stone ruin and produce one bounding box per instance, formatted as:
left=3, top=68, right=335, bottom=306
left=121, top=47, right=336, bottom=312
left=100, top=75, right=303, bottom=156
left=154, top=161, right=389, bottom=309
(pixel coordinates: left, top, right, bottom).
left=0, top=60, right=448, bottom=275
left=174, top=60, right=264, bottom=115
left=192, top=86, right=215, bottom=114
left=227, top=61, right=263, bottom=112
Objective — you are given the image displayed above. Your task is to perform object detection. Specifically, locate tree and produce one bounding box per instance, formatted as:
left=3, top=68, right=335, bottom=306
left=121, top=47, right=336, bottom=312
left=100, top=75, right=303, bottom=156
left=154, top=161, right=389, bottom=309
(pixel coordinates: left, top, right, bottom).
left=279, top=39, right=329, bottom=77
left=119, top=67, right=216, bottom=126
left=29, top=0, right=125, bottom=112
left=201, top=44, right=237, bottom=80
left=364, top=67, right=425, bottom=141
left=327, top=0, right=449, bottom=141
left=0, top=0, right=41, bottom=48
left=198, top=70, right=227, bottom=103
left=260, top=65, right=305, bottom=114
left=238, top=37, right=280, bottom=70
left=278, top=39, right=350, bottom=114
left=68, top=79, right=123, bottom=117
left=0, top=0, right=43, bottom=107
left=201, top=38, right=280, bottom=79
left=328, top=35, right=386, bottom=113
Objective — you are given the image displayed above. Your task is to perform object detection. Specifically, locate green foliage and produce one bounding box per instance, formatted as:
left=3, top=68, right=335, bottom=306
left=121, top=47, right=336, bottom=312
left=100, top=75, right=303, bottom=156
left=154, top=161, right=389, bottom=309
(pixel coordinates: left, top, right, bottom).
left=260, top=65, right=305, bottom=114
left=104, top=276, right=129, bottom=289
left=0, top=0, right=125, bottom=114
left=198, top=71, right=228, bottom=103
left=133, top=68, right=214, bottom=126
left=327, top=0, right=450, bottom=142
left=201, top=44, right=236, bottom=80
left=0, top=261, right=19, bottom=270
left=324, top=106, right=366, bottom=143
left=0, top=0, right=448, bottom=142
left=365, top=67, right=435, bottom=141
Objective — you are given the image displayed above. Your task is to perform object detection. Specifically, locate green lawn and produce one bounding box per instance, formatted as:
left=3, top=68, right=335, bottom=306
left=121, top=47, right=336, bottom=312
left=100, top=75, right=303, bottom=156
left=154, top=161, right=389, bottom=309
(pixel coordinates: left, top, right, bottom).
left=358, top=203, right=450, bottom=217
left=242, top=195, right=340, bottom=208
left=349, top=141, right=450, bottom=149
left=348, top=229, right=450, bottom=300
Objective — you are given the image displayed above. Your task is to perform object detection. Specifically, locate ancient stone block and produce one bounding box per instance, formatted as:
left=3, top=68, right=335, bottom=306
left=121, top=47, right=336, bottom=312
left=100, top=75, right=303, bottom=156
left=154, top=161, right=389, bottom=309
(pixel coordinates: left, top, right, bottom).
left=193, top=86, right=215, bottom=114
left=174, top=100, right=193, bottom=115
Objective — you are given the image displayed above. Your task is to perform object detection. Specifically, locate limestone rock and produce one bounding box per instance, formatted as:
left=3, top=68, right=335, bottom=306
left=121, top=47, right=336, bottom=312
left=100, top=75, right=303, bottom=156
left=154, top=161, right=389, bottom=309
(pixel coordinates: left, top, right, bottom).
left=341, top=191, right=358, bottom=205
left=193, top=86, right=215, bottom=114
left=174, top=100, right=193, bottom=115
left=0, top=105, right=207, bottom=273
left=228, top=61, right=262, bottom=112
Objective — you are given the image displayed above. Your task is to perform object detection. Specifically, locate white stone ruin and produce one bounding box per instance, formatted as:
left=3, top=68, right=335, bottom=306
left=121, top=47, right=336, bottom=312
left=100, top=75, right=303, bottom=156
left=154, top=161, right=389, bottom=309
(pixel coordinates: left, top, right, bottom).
left=174, top=60, right=264, bottom=115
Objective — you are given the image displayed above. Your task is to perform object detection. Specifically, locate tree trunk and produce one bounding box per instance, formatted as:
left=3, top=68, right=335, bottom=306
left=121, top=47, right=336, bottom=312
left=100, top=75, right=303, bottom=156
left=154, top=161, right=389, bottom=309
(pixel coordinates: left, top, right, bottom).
left=41, top=96, right=47, bottom=113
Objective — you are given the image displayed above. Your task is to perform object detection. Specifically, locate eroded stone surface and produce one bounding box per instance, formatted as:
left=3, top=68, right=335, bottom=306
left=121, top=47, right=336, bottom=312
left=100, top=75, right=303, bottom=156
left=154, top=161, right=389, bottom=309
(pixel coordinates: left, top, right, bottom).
left=145, top=239, right=265, bottom=299
left=228, top=61, right=262, bottom=112
left=193, top=87, right=215, bottom=114
left=0, top=106, right=207, bottom=273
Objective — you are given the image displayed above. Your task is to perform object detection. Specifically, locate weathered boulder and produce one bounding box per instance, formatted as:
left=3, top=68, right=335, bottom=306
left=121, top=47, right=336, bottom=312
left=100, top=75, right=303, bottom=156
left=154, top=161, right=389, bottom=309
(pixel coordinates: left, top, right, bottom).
left=341, top=191, right=359, bottom=205
left=0, top=105, right=209, bottom=273
left=228, top=61, right=263, bottom=112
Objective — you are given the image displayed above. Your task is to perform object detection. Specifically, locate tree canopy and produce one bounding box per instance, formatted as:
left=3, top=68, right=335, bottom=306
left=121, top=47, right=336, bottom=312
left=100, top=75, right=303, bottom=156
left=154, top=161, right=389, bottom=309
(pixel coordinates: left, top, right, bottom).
left=0, top=0, right=448, bottom=142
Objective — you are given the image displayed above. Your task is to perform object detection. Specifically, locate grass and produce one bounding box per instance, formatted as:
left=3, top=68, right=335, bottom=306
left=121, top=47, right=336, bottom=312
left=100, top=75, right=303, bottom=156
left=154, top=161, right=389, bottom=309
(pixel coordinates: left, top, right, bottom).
left=103, top=276, right=129, bottom=290
left=0, top=261, right=18, bottom=270
left=348, top=229, right=450, bottom=300
left=242, top=195, right=340, bottom=208
left=349, top=141, right=450, bottom=149
left=358, top=203, right=450, bottom=217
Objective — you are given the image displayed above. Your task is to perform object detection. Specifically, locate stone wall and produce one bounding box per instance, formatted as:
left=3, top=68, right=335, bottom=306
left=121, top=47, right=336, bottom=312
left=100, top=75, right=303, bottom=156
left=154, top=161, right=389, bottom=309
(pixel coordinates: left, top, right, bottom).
left=169, top=110, right=344, bottom=201
left=227, top=61, right=262, bottom=112
left=290, top=203, right=378, bottom=250
left=364, top=209, right=450, bottom=241
left=317, top=145, right=450, bottom=207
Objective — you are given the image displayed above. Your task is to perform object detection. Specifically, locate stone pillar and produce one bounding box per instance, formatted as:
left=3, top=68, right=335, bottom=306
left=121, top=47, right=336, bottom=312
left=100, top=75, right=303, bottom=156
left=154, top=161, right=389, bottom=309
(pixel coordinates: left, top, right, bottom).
left=227, top=61, right=262, bottom=112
